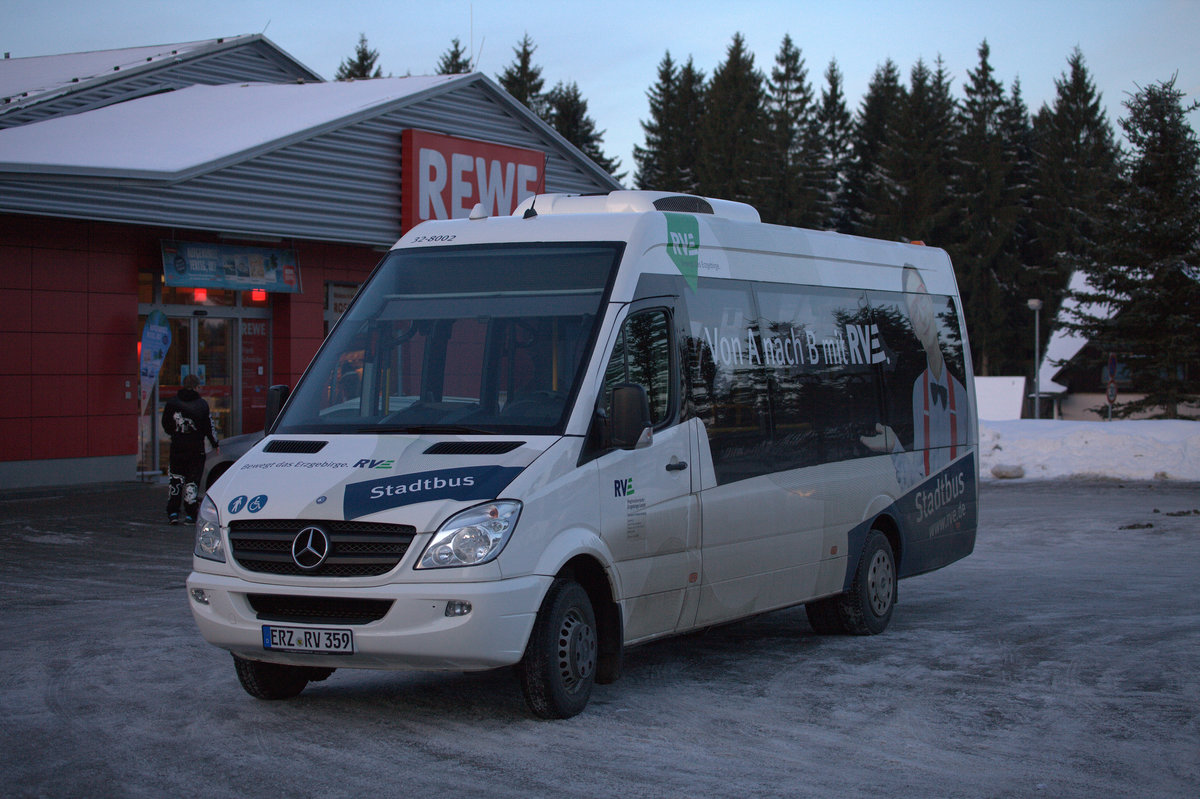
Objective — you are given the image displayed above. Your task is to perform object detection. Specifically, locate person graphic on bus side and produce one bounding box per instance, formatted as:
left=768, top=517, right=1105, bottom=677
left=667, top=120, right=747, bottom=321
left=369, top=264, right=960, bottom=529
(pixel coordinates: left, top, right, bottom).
left=162, top=373, right=219, bottom=525
left=860, top=265, right=968, bottom=491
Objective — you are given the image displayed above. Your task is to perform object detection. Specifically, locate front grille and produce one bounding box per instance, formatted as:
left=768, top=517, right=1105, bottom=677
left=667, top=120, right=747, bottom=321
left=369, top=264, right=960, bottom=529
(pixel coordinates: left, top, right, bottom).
left=230, top=519, right=416, bottom=577
left=247, top=594, right=393, bottom=625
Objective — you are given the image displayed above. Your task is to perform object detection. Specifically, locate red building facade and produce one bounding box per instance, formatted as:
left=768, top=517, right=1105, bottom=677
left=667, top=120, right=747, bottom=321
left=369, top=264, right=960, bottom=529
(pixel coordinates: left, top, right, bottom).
left=0, top=39, right=620, bottom=489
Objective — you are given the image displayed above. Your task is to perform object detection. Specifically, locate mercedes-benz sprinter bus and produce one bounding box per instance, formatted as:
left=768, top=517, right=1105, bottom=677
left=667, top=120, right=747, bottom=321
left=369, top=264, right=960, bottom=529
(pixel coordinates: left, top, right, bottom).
left=187, top=190, right=979, bottom=718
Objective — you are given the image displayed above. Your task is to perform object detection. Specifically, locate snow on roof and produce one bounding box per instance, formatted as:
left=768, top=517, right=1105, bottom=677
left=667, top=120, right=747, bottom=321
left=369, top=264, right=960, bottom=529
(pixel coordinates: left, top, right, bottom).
left=1, top=37, right=252, bottom=104
left=0, top=75, right=466, bottom=180
left=1038, top=271, right=1103, bottom=394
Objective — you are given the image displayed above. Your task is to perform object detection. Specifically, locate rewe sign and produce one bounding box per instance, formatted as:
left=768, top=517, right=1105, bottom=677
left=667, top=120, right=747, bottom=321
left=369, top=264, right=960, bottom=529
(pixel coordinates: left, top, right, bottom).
left=401, top=129, right=546, bottom=232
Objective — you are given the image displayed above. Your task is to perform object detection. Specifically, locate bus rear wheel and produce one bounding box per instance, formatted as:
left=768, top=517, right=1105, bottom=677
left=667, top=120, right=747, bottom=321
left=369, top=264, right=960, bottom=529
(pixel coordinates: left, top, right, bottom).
left=805, top=530, right=896, bottom=635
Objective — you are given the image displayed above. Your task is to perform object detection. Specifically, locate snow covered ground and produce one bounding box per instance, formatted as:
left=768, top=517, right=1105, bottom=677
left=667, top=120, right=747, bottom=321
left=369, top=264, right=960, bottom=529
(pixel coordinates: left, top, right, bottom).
left=979, top=418, right=1200, bottom=481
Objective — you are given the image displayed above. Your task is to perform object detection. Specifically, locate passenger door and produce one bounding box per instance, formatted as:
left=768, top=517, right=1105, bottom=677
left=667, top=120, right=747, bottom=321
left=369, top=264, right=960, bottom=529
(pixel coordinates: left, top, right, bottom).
left=596, top=305, right=699, bottom=642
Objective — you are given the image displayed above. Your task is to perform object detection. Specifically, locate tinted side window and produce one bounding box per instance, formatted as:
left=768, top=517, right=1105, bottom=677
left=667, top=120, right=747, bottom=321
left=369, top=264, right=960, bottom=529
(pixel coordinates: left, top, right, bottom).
left=684, top=281, right=772, bottom=483
left=870, top=274, right=970, bottom=487
left=603, top=309, right=673, bottom=426
left=684, top=272, right=970, bottom=487
left=756, top=285, right=882, bottom=471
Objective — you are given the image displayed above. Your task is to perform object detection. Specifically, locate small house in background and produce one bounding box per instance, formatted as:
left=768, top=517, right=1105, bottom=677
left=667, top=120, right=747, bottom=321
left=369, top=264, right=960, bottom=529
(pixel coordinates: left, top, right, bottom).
left=1037, top=271, right=1198, bottom=420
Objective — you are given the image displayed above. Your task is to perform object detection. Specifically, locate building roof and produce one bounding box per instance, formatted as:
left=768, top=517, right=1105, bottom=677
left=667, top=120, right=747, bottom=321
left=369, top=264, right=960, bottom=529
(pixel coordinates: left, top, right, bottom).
left=0, top=35, right=323, bottom=129
left=0, top=76, right=463, bottom=180
left=0, top=70, right=623, bottom=245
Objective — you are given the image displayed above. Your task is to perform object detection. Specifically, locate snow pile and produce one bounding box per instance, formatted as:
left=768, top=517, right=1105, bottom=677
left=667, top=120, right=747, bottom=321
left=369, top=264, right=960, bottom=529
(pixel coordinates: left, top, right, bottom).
left=979, top=419, right=1200, bottom=481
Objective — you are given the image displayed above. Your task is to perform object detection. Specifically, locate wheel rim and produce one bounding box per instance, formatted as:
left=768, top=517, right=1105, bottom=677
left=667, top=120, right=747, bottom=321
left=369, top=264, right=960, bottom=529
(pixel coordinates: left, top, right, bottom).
left=866, top=549, right=895, bottom=617
left=556, top=608, right=597, bottom=694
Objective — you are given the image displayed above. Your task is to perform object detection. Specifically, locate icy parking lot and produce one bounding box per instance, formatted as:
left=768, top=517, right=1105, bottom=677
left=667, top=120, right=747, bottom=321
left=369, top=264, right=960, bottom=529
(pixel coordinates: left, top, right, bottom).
left=1, top=479, right=1197, bottom=798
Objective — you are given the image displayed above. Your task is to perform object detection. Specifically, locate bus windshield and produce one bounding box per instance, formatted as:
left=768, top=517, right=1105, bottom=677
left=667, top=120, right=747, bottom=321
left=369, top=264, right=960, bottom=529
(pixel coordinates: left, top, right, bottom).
left=275, top=242, right=623, bottom=435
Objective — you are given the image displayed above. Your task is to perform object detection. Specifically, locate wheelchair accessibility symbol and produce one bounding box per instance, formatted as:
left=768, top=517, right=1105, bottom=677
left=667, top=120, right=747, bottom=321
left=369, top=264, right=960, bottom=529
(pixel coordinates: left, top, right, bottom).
left=228, top=494, right=268, bottom=514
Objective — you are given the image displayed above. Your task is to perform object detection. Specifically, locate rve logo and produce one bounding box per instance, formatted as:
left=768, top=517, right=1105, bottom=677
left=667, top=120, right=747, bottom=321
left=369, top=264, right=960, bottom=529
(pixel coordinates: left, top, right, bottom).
left=614, top=478, right=635, bottom=498
left=665, top=213, right=700, bottom=290
left=353, top=459, right=395, bottom=469
left=669, top=230, right=697, bottom=257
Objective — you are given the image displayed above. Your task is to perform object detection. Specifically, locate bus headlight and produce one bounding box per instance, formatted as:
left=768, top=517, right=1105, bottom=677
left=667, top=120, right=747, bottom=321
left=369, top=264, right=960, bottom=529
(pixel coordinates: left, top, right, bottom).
left=418, top=501, right=522, bottom=569
left=193, top=495, right=225, bottom=562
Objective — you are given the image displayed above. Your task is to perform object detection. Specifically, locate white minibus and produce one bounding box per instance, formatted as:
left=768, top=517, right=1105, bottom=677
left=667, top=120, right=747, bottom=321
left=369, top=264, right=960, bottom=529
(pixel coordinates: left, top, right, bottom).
left=187, top=190, right=979, bottom=718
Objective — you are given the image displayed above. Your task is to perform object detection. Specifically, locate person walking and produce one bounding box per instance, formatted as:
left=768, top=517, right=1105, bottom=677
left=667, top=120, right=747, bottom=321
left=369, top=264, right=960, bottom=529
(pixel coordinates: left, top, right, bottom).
left=162, top=374, right=219, bottom=524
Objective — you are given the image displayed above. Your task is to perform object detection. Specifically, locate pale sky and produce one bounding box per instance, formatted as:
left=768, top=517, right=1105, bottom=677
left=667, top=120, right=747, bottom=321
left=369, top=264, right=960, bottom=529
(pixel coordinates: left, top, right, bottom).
left=4, top=0, right=1199, bottom=176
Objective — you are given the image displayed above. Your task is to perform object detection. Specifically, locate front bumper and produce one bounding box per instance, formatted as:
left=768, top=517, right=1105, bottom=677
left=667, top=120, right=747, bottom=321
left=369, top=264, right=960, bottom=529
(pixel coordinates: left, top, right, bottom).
left=186, top=571, right=550, bottom=671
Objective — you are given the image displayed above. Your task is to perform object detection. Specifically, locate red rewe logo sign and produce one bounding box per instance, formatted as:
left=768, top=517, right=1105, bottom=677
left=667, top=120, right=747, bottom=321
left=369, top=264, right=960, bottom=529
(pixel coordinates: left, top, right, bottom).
left=401, top=129, right=546, bottom=232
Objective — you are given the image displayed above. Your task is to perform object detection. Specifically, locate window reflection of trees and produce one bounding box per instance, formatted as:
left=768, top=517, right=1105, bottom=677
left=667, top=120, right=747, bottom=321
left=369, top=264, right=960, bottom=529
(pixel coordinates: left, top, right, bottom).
left=605, top=310, right=672, bottom=426
left=938, top=299, right=965, bottom=378
left=871, top=302, right=922, bottom=450
left=685, top=278, right=968, bottom=486
left=626, top=312, right=671, bottom=423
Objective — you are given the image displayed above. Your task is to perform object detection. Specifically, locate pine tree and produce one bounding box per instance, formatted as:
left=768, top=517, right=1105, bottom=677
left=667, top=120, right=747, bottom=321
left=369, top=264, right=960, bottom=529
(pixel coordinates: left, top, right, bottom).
left=864, top=58, right=958, bottom=244
left=497, top=34, right=547, bottom=119
left=1069, top=77, right=1200, bottom=418
left=842, top=60, right=903, bottom=235
left=949, top=41, right=1025, bottom=375
left=1029, top=49, right=1120, bottom=326
left=546, top=81, right=623, bottom=178
left=996, top=78, right=1042, bottom=376
left=763, top=34, right=816, bottom=226
left=635, top=52, right=707, bottom=193
left=635, top=52, right=678, bottom=190
left=698, top=33, right=769, bottom=205
left=335, top=34, right=384, bottom=81
left=436, top=37, right=472, bottom=75
left=672, top=57, right=707, bottom=195
left=813, top=59, right=854, bottom=231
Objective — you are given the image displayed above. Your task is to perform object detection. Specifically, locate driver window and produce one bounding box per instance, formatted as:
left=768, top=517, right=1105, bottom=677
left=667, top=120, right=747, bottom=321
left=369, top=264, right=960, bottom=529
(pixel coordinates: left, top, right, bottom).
left=603, top=309, right=673, bottom=426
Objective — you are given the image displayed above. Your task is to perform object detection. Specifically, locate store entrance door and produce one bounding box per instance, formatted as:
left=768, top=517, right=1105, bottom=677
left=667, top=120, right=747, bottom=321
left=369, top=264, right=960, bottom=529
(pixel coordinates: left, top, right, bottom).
left=152, top=316, right=234, bottom=474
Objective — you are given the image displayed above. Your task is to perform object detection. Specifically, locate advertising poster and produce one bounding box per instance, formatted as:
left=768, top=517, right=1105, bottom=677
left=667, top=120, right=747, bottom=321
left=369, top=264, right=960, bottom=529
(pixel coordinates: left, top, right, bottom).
left=160, top=241, right=301, bottom=293
left=138, top=310, right=171, bottom=413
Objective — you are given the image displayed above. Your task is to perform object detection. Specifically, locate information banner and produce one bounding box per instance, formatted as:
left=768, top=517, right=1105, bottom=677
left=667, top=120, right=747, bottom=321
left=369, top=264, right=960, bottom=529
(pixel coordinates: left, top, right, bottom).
left=138, top=310, right=171, bottom=413
left=161, top=241, right=301, bottom=293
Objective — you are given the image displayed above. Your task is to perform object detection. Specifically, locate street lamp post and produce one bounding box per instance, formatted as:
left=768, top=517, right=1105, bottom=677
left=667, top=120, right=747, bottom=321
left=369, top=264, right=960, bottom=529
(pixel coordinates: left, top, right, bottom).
left=1027, top=299, right=1043, bottom=419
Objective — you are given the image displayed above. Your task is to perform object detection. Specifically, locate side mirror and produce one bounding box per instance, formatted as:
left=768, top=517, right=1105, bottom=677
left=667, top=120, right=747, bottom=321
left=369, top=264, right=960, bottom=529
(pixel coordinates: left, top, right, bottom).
left=610, top=383, right=652, bottom=450
left=264, top=384, right=291, bottom=432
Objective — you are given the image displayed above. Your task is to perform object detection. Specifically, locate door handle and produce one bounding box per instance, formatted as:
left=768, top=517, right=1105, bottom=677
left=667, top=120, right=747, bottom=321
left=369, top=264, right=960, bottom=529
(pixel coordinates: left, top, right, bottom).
left=665, top=460, right=688, bottom=472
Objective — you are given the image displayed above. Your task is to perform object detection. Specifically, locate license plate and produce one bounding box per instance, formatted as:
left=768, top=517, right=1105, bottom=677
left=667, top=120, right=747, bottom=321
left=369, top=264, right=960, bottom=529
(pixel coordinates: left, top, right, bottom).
left=262, top=625, right=354, bottom=655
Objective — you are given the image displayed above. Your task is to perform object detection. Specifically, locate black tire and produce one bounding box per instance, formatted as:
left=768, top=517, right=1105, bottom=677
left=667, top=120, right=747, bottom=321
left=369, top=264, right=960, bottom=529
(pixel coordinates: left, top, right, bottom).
left=517, top=579, right=598, bottom=719
left=805, top=531, right=897, bottom=636
left=804, top=593, right=846, bottom=634
left=232, top=654, right=334, bottom=700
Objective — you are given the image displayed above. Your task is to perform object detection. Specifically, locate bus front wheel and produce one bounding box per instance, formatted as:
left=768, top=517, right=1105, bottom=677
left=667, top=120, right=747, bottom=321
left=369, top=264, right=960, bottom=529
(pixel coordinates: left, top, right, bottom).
left=517, top=578, right=598, bottom=719
left=233, top=654, right=334, bottom=700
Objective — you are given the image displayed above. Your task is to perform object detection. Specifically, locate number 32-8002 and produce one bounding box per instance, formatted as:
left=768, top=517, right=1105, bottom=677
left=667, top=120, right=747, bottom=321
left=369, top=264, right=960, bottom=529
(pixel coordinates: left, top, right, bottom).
left=411, top=234, right=456, bottom=244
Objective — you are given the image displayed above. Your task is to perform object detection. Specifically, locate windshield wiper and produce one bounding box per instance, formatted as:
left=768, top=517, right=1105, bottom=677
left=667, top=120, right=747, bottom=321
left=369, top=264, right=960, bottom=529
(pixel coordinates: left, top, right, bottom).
left=360, top=424, right=494, bottom=435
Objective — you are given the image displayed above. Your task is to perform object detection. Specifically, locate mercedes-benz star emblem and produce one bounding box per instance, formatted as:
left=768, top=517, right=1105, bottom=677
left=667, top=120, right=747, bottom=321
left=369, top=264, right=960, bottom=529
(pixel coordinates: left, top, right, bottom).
left=291, top=526, right=330, bottom=570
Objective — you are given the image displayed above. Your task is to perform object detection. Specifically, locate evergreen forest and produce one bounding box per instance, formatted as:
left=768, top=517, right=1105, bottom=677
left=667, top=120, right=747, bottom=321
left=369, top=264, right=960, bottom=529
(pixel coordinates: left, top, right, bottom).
left=346, top=32, right=1200, bottom=418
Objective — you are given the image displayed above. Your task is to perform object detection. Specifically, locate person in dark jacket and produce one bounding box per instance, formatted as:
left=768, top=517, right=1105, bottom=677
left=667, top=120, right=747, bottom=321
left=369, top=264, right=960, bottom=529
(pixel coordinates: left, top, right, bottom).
left=162, top=374, right=219, bottom=524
